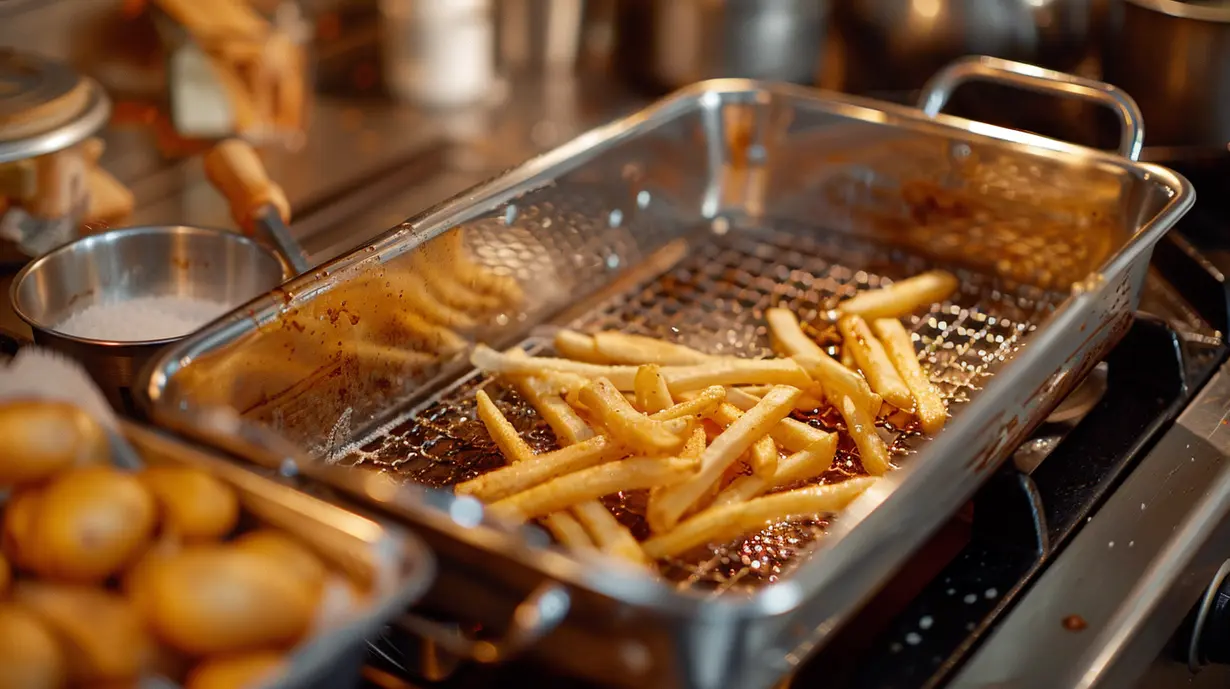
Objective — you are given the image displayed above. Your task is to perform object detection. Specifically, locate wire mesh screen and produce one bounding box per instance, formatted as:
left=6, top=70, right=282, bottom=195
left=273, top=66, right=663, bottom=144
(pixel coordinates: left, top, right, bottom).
left=338, top=220, right=1060, bottom=592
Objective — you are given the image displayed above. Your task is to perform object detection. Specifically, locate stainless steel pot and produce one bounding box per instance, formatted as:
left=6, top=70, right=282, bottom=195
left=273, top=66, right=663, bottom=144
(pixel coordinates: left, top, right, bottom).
left=835, top=0, right=1101, bottom=93
left=613, top=0, right=827, bottom=93
left=1102, top=0, right=1230, bottom=149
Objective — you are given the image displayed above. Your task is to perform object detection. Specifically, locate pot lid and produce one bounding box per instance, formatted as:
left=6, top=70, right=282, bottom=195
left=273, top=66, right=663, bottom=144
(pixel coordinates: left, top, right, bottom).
left=0, top=50, right=111, bottom=164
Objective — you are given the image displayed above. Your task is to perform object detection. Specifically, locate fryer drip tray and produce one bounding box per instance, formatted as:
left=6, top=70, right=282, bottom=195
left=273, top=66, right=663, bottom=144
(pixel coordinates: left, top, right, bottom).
left=338, top=222, right=1061, bottom=593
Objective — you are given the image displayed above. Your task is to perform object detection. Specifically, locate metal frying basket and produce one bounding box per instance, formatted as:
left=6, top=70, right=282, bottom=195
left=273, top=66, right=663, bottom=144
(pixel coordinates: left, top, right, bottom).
left=140, top=57, right=1194, bottom=689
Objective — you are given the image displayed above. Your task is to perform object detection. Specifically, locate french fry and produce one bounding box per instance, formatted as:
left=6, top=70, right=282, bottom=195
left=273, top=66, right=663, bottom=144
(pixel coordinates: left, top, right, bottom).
left=384, top=309, right=467, bottom=355
left=840, top=395, right=891, bottom=475
left=748, top=434, right=779, bottom=479
left=438, top=228, right=525, bottom=305
left=571, top=502, right=647, bottom=564
left=577, top=378, right=691, bottom=453
left=837, top=315, right=914, bottom=411
left=736, top=385, right=825, bottom=412
left=592, top=332, right=715, bottom=365
left=511, top=375, right=596, bottom=445
left=872, top=319, right=947, bottom=435
left=554, top=330, right=608, bottom=363
left=837, top=270, right=959, bottom=319
left=642, top=478, right=877, bottom=559
left=663, top=358, right=812, bottom=394
left=765, top=308, right=881, bottom=417
left=840, top=346, right=857, bottom=369
left=651, top=386, right=726, bottom=422
left=353, top=342, right=435, bottom=374
left=490, top=456, right=700, bottom=521
left=720, top=388, right=834, bottom=454
left=464, top=389, right=597, bottom=550
left=714, top=435, right=838, bottom=507
left=473, top=346, right=810, bottom=392
left=456, top=432, right=626, bottom=502
left=635, top=364, right=675, bottom=414
left=382, top=271, right=478, bottom=329
left=647, top=386, right=801, bottom=532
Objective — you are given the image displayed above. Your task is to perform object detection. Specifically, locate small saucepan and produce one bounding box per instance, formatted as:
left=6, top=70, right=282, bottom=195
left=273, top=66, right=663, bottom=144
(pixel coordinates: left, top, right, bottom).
left=9, top=140, right=310, bottom=411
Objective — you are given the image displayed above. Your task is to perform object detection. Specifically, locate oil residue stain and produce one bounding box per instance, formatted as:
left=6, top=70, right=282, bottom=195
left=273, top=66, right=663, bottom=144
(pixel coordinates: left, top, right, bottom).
left=1062, top=614, right=1087, bottom=632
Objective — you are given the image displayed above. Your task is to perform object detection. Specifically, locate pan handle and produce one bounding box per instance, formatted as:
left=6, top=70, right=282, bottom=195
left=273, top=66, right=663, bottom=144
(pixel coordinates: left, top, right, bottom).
left=917, top=55, right=1145, bottom=161
left=392, top=581, right=571, bottom=663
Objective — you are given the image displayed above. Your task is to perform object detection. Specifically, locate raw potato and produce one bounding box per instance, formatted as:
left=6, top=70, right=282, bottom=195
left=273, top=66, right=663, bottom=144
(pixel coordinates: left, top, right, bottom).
left=0, top=400, right=109, bottom=486
left=0, top=604, right=66, bottom=689
left=25, top=466, right=157, bottom=582
left=122, top=537, right=183, bottom=620
left=3, top=488, right=47, bottom=572
left=186, top=651, right=287, bottom=689
left=233, top=529, right=327, bottom=594
left=13, top=581, right=154, bottom=684
left=143, top=546, right=317, bottom=655
left=138, top=466, right=240, bottom=541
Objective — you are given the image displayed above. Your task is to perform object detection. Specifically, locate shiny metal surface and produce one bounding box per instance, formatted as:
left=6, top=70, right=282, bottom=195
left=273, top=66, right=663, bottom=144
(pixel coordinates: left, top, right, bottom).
left=613, top=0, right=826, bottom=92
left=951, top=360, right=1230, bottom=689
left=918, top=55, right=1145, bottom=160
left=0, top=51, right=111, bottom=163
left=1102, top=0, right=1230, bottom=149
left=10, top=225, right=287, bottom=409
left=142, top=63, right=1193, bottom=689
left=836, top=0, right=1100, bottom=92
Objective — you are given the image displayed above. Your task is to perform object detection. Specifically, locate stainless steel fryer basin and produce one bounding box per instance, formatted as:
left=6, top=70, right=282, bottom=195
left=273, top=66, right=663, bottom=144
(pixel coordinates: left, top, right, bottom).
left=140, top=57, right=1194, bottom=689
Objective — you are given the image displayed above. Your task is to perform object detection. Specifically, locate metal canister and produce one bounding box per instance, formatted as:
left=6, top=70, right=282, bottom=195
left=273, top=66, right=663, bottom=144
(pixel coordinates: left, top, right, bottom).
left=0, top=50, right=111, bottom=263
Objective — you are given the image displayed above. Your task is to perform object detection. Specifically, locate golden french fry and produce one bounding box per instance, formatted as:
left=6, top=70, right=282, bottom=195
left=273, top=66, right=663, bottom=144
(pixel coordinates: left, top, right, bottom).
left=663, top=358, right=812, bottom=395
left=591, top=332, right=715, bottom=365
left=578, top=378, right=691, bottom=453
left=472, top=345, right=639, bottom=386
left=543, top=512, right=598, bottom=551
left=647, top=386, right=801, bottom=532
left=509, top=375, right=596, bottom=446
left=872, top=319, right=948, bottom=435
left=736, top=384, right=825, bottom=413
left=383, top=309, right=467, bottom=355
left=715, top=435, right=838, bottom=507
left=838, top=315, right=914, bottom=411
left=748, top=434, right=779, bottom=479
left=720, top=388, right=835, bottom=454
left=473, top=346, right=810, bottom=392
left=837, top=270, right=958, bottom=320
left=642, top=477, right=877, bottom=559
left=490, top=456, right=700, bottom=521
left=634, top=365, right=674, bottom=414
left=650, top=386, right=726, bottom=421
left=554, top=330, right=608, bottom=363
left=475, top=388, right=532, bottom=461
left=439, top=228, right=525, bottom=304
left=352, top=341, right=435, bottom=373
left=764, top=308, right=880, bottom=416
left=840, top=395, right=891, bottom=475
left=571, top=502, right=647, bottom=564
left=455, top=435, right=625, bottom=502
left=465, top=389, right=597, bottom=549
left=840, top=346, right=856, bottom=369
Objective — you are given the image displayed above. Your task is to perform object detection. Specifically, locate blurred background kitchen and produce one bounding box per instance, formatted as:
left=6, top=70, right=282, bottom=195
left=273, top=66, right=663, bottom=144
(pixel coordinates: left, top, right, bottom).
left=0, top=0, right=1217, bottom=299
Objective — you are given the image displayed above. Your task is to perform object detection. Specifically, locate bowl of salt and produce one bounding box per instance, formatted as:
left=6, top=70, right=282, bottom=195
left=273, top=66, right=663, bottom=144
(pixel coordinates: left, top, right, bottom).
left=9, top=139, right=306, bottom=412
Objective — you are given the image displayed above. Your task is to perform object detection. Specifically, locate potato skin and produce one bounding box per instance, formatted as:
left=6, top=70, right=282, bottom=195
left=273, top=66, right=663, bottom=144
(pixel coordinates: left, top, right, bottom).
left=0, top=401, right=109, bottom=486
left=185, top=652, right=286, bottom=689
left=0, top=603, right=66, bottom=689
left=141, top=546, right=317, bottom=656
left=138, top=467, right=240, bottom=542
left=21, top=466, right=157, bottom=582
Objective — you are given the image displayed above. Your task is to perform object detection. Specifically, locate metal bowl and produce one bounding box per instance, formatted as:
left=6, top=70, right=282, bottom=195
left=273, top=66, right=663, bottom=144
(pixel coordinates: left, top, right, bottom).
left=10, top=225, right=288, bottom=411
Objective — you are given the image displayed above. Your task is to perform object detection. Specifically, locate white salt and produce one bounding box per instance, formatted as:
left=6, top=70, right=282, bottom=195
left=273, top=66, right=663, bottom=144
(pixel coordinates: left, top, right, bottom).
left=55, top=295, right=232, bottom=341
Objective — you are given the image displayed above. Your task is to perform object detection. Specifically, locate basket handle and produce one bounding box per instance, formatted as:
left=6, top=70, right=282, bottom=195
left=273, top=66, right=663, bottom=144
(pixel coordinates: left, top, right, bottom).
left=393, top=581, right=571, bottom=663
left=916, top=55, right=1145, bottom=161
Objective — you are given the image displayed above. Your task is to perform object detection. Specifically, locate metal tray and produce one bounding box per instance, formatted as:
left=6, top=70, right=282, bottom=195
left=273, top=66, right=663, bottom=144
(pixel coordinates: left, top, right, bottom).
left=140, top=57, right=1194, bottom=689
left=120, top=416, right=437, bottom=689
